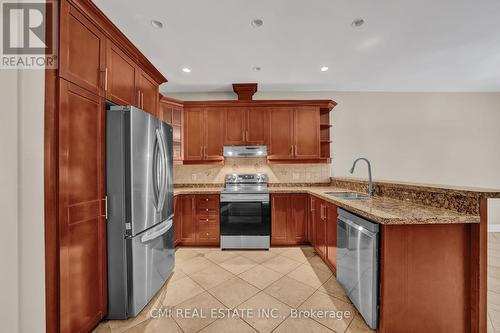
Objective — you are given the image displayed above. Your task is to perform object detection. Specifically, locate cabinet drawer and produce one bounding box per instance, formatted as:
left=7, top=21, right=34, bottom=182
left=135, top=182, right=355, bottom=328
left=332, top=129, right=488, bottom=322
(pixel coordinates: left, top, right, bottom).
left=197, top=224, right=219, bottom=241
left=196, top=196, right=219, bottom=211
left=197, top=216, right=219, bottom=224
left=197, top=207, right=219, bottom=215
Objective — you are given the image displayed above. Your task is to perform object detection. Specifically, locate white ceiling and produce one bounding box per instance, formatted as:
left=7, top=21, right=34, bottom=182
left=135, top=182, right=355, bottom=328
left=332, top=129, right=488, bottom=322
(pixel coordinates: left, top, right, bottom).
left=93, top=0, right=500, bottom=93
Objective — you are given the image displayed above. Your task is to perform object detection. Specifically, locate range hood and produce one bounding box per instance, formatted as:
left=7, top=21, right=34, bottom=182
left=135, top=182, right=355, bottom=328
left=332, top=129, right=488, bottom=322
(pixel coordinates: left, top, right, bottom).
left=223, top=145, right=267, bottom=158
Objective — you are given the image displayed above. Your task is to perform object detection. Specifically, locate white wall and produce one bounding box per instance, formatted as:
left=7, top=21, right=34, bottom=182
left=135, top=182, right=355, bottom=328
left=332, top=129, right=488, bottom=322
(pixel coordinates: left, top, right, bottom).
left=169, top=90, right=500, bottom=224
left=0, top=68, right=46, bottom=332
left=0, top=69, right=20, bottom=333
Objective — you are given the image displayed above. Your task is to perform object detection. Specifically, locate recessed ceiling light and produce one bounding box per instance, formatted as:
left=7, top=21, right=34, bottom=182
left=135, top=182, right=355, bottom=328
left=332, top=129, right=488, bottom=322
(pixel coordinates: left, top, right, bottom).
left=182, top=67, right=191, bottom=73
left=251, top=19, right=264, bottom=28
left=151, top=20, right=164, bottom=29
left=352, top=18, right=365, bottom=28
left=320, top=66, right=329, bottom=72
left=252, top=66, right=262, bottom=71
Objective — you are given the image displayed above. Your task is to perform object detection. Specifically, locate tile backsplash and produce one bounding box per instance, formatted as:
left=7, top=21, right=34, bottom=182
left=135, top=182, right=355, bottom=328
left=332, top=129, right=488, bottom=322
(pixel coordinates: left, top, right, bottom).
left=174, top=158, right=331, bottom=184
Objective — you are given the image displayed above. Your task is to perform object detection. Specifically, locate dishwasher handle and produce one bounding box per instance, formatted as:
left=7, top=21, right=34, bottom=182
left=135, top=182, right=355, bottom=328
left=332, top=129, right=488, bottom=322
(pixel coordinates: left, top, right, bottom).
left=337, top=215, right=378, bottom=238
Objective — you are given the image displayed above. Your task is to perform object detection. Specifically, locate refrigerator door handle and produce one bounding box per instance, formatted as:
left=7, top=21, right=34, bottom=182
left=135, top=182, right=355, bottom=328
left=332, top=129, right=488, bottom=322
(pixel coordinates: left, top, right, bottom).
left=152, top=131, right=161, bottom=211
left=141, top=218, right=173, bottom=243
left=156, top=128, right=168, bottom=213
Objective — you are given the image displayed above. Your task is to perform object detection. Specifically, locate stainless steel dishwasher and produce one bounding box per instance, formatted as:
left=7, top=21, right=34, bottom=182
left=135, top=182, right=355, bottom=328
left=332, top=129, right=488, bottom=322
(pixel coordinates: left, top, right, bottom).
left=336, top=208, right=380, bottom=329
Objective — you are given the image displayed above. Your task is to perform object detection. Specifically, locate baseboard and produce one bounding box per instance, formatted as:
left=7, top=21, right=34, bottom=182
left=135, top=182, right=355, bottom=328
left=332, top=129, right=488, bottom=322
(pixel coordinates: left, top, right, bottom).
left=488, top=224, right=500, bottom=233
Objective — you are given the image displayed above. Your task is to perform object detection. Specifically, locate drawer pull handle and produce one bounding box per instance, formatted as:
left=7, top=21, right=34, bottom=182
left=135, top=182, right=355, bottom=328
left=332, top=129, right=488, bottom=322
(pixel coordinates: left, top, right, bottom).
left=206, top=219, right=209, bottom=221
left=206, top=209, right=209, bottom=211
left=206, top=199, right=209, bottom=201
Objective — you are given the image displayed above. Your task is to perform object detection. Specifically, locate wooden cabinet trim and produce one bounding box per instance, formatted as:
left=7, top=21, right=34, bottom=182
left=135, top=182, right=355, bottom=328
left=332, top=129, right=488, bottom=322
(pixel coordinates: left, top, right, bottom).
left=66, top=0, right=166, bottom=84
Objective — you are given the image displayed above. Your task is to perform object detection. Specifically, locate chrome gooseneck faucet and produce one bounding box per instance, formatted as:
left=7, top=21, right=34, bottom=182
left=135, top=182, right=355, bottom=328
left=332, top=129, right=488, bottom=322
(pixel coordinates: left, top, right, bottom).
left=350, top=157, right=374, bottom=197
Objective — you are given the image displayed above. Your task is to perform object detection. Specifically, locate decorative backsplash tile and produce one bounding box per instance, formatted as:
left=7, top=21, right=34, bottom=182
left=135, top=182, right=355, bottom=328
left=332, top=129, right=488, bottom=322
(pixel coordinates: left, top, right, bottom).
left=174, top=158, right=331, bottom=184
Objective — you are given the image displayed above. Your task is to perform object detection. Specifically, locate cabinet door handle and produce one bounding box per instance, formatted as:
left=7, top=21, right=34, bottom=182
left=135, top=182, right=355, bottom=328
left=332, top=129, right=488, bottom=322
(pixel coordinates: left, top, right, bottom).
left=141, top=91, right=144, bottom=109
left=104, top=67, right=108, bottom=91
left=200, top=146, right=204, bottom=158
left=137, top=90, right=141, bottom=107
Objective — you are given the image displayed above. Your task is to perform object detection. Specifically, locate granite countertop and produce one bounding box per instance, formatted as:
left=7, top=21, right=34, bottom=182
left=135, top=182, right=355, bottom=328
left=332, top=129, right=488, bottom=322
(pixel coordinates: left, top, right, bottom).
left=173, top=185, right=480, bottom=225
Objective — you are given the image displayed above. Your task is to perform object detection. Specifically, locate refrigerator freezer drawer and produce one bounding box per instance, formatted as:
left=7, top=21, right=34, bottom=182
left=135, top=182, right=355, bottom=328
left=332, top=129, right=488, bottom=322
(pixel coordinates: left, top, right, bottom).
left=127, top=218, right=174, bottom=317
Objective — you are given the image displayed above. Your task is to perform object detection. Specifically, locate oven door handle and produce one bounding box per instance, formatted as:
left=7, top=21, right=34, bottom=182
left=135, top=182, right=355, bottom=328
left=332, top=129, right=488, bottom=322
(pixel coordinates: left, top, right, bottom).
left=220, top=194, right=270, bottom=203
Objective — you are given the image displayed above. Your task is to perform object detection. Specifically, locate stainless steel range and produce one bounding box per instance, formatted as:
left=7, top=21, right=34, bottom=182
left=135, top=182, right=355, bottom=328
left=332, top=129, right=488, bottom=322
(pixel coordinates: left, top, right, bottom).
left=220, top=173, right=270, bottom=249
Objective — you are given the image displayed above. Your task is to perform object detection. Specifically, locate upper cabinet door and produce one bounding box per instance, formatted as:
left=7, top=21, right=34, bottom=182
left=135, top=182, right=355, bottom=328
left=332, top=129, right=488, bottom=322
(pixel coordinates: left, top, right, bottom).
left=205, top=109, right=225, bottom=160
left=293, top=107, right=320, bottom=159
left=268, top=108, right=293, bottom=159
left=60, top=1, right=106, bottom=96
left=105, top=42, right=137, bottom=105
left=224, top=108, right=246, bottom=145
left=137, top=70, right=159, bottom=116
left=246, top=107, right=268, bottom=145
left=184, top=108, right=204, bottom=160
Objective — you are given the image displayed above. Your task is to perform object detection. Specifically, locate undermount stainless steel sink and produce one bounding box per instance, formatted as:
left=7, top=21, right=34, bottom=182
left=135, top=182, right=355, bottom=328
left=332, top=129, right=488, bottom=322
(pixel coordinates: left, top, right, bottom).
left=325, top=191, right=371, bottom=200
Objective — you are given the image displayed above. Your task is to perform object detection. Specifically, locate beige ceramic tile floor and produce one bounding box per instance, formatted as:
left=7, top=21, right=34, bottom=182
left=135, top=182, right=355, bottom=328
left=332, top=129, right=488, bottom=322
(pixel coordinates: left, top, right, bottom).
left=93, top=246, right=375, bottom=333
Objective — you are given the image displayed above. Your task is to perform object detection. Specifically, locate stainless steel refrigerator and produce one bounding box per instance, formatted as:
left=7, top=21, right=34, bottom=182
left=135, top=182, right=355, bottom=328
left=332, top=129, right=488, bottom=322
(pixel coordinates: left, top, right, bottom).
left=106, top=105, right=174, bottom=319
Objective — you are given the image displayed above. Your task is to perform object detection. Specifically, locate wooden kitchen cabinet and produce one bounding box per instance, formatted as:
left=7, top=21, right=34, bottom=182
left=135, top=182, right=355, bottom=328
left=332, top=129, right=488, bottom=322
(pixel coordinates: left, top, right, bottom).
left=159, top=96, right=184, bottom=163
left=173, top=196, right=181, bottom=246
left=175, top=194, right=220, bottom=246
left=49, top=1, right=168, bottom=332
left=184, top=108, right=204, bottom=160
left=246, top=107, right=268, bottom=145
left=224, top=108, right=246, bottom=145
left=308, top=196, right=317, bottom=244
left=58, top=79, right=107, bottom=332
left=60, top=0, right=106, bottom=96
left=136, top=69, right=159, bottom=116
left=315, top=200, right=327, bottom=258
left=180, top=195, right=196, bottom=244
left=184, top=107, right=224, bottom=163
left=105, top=42, right=137, bottom=106
left=268, top=108, right=294, bottom=159
left=308, top=195, right=337, bottom=271
left=293, top=107, right=320, bottom=159
left=271, top=194, right=290, bottom=244
left=268, top=107, right=320, bottom=161
left=205, top=109, right=225, bottom=160
left=224, top=107, right=268, bottom=145
left=326, top=202, right=337, bottom=271
left=292, top=194, right=308, bottom=243
left=271, top=193, right=308, bottom=245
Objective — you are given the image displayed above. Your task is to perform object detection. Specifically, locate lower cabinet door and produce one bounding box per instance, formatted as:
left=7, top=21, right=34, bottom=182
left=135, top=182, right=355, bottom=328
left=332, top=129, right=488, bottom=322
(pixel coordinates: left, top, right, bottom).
left=315, top=201, right=327, bottom=258
left=173, top=196, right=182, bottom=246
left=58, top=80, right=107, bottom=332
left=271, top=194, right=290, bottom=245
left=180, top=195, right=196, bottom=244
left=291, top=194, right=308, bottom=244
left=326, top=203, right=338, bottom=270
